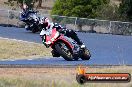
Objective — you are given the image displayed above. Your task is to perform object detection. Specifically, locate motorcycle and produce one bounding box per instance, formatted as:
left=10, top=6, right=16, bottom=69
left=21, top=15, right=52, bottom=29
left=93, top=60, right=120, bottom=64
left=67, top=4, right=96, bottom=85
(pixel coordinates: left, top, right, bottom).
left=43, top=26, right=91, bottom=61
left=25, top=11, right=41, bottom=33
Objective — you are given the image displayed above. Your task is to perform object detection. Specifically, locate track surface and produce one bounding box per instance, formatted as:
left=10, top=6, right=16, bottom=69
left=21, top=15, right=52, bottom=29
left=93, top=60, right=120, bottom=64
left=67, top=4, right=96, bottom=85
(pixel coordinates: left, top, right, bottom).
left=0, top=27, right=132, bottom=65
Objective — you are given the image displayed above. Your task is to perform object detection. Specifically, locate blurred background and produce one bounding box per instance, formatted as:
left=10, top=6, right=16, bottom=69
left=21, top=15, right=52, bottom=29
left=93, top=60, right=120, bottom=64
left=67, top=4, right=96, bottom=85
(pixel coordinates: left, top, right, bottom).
left=0, top=0, right=132, bottom=35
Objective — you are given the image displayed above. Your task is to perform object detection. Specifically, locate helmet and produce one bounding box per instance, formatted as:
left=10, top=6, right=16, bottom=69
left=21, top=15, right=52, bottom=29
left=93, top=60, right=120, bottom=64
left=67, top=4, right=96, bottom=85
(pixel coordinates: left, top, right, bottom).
left=40, top=17, right=50, bottom=28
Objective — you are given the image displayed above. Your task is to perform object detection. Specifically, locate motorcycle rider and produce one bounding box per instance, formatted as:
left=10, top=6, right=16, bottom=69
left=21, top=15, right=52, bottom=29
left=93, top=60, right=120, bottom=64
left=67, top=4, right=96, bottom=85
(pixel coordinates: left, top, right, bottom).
left=19, top=3, right=38, bottom=30
left=39, top=17, right=85, bottom=48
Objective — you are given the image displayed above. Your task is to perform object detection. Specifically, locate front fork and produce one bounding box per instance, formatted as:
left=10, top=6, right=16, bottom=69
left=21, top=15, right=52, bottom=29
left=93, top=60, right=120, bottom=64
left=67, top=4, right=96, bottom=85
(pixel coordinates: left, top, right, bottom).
left=40, top=35, right=49, bottom=48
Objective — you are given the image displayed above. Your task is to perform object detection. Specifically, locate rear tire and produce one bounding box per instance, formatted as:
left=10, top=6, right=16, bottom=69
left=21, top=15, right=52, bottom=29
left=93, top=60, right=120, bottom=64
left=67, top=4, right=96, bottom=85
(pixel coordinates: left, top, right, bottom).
left=55, top=42, right=75, bottom=61
left=81, top=48, right=91, bottom=60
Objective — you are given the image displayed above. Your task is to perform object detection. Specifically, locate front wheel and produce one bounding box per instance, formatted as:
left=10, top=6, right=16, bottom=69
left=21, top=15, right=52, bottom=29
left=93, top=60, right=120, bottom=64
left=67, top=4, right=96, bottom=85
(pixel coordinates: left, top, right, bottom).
left=55, top=42, right=77, bottom=61
left=32, top=28, right=38, bottom=33
left=31, top=24, right=39, bottom=33
left=51, top=50, right=60, bottom=57
left=81, top=48, right=91, bottom=60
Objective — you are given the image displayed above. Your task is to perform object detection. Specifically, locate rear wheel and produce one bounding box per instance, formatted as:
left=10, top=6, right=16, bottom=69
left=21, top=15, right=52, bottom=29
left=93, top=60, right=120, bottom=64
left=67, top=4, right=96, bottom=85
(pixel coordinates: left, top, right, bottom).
left=81, top=48, right=91, bottom=60
left=55, top=42, right=75, bottom=61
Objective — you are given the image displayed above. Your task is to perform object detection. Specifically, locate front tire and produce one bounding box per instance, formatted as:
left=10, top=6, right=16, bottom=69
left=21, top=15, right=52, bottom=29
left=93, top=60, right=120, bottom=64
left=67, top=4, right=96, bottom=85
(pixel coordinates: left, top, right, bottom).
left=55, top=42, right=75, bottom=61
left=31, top=24, right=39, bottom=33
left=32, top=28, right=37, bottom=33
left=51, top=50, right=60, bottom=57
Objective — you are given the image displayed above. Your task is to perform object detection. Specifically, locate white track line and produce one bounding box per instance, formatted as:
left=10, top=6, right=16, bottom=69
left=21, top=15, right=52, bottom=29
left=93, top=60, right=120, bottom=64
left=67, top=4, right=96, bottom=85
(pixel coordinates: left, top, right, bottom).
left=0, top=37, right=41, bottom=45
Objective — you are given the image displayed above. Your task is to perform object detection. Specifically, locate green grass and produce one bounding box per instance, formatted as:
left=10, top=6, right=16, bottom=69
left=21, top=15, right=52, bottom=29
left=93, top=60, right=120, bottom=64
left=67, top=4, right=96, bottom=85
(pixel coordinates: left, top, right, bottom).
left=0, top=75, right=131, bottom=87
left=0, top=38, right=52, bottom=60
left=0, top=67, right=131, bottom=87
left=0, top=77, right=79, bottom=87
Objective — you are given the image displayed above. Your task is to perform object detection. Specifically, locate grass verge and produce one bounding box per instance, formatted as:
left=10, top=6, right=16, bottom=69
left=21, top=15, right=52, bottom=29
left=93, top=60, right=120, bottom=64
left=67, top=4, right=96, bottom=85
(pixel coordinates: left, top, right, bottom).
left=0, top=38, right=52, bottom=60
left=0, top=66, right=131, bottom=87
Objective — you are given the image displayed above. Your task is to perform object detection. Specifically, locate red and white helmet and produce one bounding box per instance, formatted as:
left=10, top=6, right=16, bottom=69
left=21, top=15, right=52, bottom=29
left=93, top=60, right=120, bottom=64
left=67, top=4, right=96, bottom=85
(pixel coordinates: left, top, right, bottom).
left=40, top=17, right=50, bottom=28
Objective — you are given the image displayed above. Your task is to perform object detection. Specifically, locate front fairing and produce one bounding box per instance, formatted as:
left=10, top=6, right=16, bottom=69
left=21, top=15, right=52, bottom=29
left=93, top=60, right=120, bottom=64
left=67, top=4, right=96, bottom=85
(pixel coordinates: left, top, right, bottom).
left=45, top=28, right=81, bottom=56
left=45, top=28, right=60, bottom=45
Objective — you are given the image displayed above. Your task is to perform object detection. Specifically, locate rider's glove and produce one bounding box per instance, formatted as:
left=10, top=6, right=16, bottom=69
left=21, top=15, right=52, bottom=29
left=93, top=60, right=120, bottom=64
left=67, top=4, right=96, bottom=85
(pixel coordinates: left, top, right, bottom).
left=58, top=28, right=67, bottom=35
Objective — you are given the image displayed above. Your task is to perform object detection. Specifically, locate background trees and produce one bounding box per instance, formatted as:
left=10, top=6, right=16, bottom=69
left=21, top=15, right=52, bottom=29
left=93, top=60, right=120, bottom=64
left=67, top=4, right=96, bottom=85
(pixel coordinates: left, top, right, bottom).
left=51, top=0, right=132, bottom=22
left=6, top=0, right=132, bottom=22
left=119, top=0, right=132, bottom=21
left=7, top=0, right=42, bottom=8
left=51, top=0, right=110, bottom=19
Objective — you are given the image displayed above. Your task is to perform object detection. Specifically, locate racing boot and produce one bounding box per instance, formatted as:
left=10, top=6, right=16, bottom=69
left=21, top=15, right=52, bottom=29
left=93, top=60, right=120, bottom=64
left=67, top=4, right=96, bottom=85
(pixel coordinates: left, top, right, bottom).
left=70, top=32, right=85, bottom=48
left=66, top=29, right=86, bottom=48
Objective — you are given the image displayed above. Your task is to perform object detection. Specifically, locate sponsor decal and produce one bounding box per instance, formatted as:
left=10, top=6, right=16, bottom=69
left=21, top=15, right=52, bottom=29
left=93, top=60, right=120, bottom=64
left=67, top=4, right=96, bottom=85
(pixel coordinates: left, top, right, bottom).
left=76, top=66, right=131, bottom=84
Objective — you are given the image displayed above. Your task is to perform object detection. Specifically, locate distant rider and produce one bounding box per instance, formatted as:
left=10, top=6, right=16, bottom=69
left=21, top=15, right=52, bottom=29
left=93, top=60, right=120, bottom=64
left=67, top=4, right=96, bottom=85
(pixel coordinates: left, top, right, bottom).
left=19, top=4, right=38, bottom=30
left=39, top=17, right=85, bottom=48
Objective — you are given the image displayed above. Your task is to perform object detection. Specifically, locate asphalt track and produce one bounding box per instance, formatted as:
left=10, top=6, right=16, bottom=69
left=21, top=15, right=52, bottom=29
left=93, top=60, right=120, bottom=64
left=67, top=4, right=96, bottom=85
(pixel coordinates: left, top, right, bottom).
left=0, top=26, right=132, bottom=65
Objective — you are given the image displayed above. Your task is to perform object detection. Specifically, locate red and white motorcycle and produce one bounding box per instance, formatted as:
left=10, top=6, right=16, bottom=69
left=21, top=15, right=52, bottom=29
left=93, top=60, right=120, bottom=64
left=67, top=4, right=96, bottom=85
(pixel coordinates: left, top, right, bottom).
left=42, top=27, right=91, bottom=61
